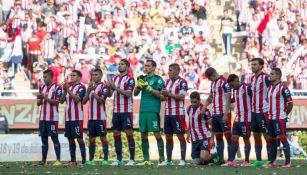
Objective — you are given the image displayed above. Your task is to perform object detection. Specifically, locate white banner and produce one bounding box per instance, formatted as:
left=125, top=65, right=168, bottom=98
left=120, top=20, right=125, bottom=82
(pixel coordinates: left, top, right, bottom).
left=0, top=134, right=87, bottom=161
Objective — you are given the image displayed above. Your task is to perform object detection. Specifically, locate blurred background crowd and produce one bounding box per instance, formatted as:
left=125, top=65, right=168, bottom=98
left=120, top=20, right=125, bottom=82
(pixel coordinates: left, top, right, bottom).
left=0, top=0, right=306, bottom=96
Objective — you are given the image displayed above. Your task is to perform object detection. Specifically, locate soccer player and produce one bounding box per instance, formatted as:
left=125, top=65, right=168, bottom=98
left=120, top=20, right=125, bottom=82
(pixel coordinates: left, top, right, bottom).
left=186, top=91, right=214, bottom=165
left=60, top=70, right=86, bottom=166
left=266, top=68, right=293, bottom=168
left=160, top=63, right=188, bottom=166
left=37, top=69, right=62, bottom=166
left=82, top=68, right=110, bottom=166
left=106, top=59, right=136, bottom=166
left=249, top=58, right=271, bottom=167
left=225, top=74, right=252, bottom=166
left=202, top=67, right=232, bottom=165
left=134, top=60, right=165, bottom=165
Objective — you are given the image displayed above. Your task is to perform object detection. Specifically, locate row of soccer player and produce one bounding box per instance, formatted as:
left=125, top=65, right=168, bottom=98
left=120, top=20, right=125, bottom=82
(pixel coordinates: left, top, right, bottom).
left=36, top=58, right=292, bottom=167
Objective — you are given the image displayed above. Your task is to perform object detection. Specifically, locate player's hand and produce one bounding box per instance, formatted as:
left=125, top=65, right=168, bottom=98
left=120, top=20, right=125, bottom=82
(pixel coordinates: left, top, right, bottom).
left=37, top=93, right=44, bottom=99
left=146, top=84, right=153, bottom=91
left=136, top=79, right=146, bottom=89
left=201, top=107, right=207, bottom=115
left=137, top=75, right=146, bottom=81
left=109, top=80, right=116, bottom=90
left=186, top=134, right=191, bottom=143
left=88, top=82, right=94, bottom=92
left=161, top=89, right=169, bottom=96
left=63, top=82, right=69, bottom=91
left=43, top=95, right=49, bottom=101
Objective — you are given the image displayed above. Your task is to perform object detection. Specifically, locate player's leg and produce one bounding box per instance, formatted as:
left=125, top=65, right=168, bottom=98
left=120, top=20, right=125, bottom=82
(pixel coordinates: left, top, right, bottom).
left=154, top=131, right=165, bottom=162
left=99, top=120, right=108, bottom=165
left=111, top=112, right=123, bottom=165
left=48, top=121, right=61, bottom=165
left=227, top=122, right=240, bottom=165
left=260, top=113, right=270, bottom=163
left=212, top=115, right=225, bottom=164
left=250, top=112, right=263, bottom=166
left=64, top=121, right=77, bottom=165
left=276, top=119, right=291, bottom=167
left=265, top=120, right=277, bottom=167
left=149, top=113, right=165, bottom=162
left=162, top=116, right=174, bottom=165
left=139, top=112, right=149, bottom=162
left=223, top=113, right=232, bottom=161
left=39, top=121, right=49, bottom=165
left=75, top=121, right=86, bottom=164
left=174, top=115, right=187, bottom=165
left=87, top=121, right=96, bottom=164
left=242, top=122, right=251, bottom=166
left=123, top=112, right=135, bottom=164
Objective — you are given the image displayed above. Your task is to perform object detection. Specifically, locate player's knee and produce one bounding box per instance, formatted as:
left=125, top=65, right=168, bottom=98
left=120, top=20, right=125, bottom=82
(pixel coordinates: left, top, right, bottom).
left=215, top=132, right=223, bottom=140
left=153, top=132, right=162, bottom=139
left=192, top=158, right=204, bottom=165
left=89, top=138, right=96, bottom=145
left=231, top=135, right=239, bottom=143
left=141, top=133, right=148, bottom=140
left=77, top=138, right=84, bottom=144
left=113, top=131, right=121, bottom=137
left=200, top=151, right=210, bottom=162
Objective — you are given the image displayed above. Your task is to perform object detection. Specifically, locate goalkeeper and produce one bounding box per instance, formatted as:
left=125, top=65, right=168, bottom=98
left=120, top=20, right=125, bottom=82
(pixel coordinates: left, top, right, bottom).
left=134, top=60, right=166, bottom=165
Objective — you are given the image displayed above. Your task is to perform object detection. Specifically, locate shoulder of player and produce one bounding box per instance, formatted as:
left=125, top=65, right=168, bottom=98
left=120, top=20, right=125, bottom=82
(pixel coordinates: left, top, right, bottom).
left=178, top=76, right=187, bottom=83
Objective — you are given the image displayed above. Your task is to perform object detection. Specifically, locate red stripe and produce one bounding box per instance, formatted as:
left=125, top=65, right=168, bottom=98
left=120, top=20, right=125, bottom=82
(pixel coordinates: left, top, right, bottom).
left=179, top=115, right=186, bottom=131
left=242, top=85, right=248, bottom=122
left=198, top=107, right=207, bottom=139
left=90, top=90, right=94, bottom=120
left=50, top=89, right=55, bottom=121
left=218, top=79, right=223, bottom=114
left=257, top=11, right=271, bottom=35
left=269, top=86, right=274, bottom=120
left=175, top=80, right=180, bottom=115
left=212, top=82, right=216, bottom=114
left=259, top=76, right=264, bottom=113
left=276, top=84, right=281, bottom=120
left=74, top=86, right=80, bottom=120
left=67, top=87, right=72, bottom=121
left=55, top=121, right=59, bottom=134
left=190, top=107, right=199, bottom=141
left=124, top=77, right=128, bottom=112
left=43, top=86, right=47, bottom=120
left=115, top=76, right=121, bottom=112
left=167, top=80, right=175, bottom=115
left=97, top=85, right=101, bottom=120
left=79, top=120, right=84, bottom=135
left=280, top=119, right=285, bottom=134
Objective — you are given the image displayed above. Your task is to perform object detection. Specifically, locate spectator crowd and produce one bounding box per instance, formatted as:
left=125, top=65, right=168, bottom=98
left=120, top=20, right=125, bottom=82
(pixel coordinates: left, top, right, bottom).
left=0, top=0, right=306, bottom=95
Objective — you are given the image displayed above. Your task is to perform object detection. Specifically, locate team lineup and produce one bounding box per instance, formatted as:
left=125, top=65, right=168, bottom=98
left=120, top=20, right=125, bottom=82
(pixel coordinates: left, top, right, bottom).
left=36, top=58, right=293, bottom=168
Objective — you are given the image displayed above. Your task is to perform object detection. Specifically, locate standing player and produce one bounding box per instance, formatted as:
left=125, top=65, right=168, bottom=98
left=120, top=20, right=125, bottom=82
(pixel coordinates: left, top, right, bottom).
left=37, top=69, right=62, bottom=166
left=160, top=63, right=188, bottom=166
left=266, top=68, right=293, bottom=168
left=225, top=74, right=252, bottom=166
left=83, top=68, right=110, bottom=166
left=134, top=60, right=165, bottom=165
left=60, top=70, right=87, bottom=165
left=249, top=58, right=271, bottom=167
left=202, top=67, right=232, bottom=165
left=107, top=59, right=136, bottom=166
left=186, top=91, right=214, bottom=165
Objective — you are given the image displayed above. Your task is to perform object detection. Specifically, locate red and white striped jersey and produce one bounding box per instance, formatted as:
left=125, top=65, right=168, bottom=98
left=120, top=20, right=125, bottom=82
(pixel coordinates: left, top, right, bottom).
left=210, top=76, right=231, bottom=115
left=165, top=77, right=188, bottom=116
left=46, top=21, right=57, bottom=33
left=67, top=4, right=79, bottom=22
left=251, top=72, right=271, bottom=113
left=268, top=82, right=293, bottom=120
left=88, top=82, right=108, bottom=120
left=82, top=2, right=96, bottom=19
left=187, top=103, right=211, bottom=142
left=62, top=20, right=72, bottom=38
left=234, top=83, right=252, bottom=122
left=21, top=29, right=32, bottom=43
left=21, top=0, right=30, bottom=10
left=42, top=39, right=56, bottom=59
left=113, top=74, right=135, bottom=113
left=12, top=9, right=25, bottom=29
left=39, top=83, right=62, bottom=121
left=65, top=83, right=86, bottom=121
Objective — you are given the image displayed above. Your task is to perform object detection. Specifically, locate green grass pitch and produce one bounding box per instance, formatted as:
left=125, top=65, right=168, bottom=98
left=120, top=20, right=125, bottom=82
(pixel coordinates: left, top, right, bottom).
left=0, top=160, right=306, bottom=175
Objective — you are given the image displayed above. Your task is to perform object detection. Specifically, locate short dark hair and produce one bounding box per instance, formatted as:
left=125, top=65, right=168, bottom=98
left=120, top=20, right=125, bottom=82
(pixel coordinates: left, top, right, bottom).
left=190, top=91, right=200, bottom=100
left=227, top=74, right=239, bottom=83
left=251, top=58, right=264, bottom=66
left=43, top=69, right=54, bottom=78
left=120, top=59, right=130, bottom=68
left=272, top=67, right=282, bottom=78
left=169, top=63, right=180, bottom=71
left=205, top=67, right=216, bottom=78
left=92, top=68, right=103, bottom=75
left=72, top=70, right=82, bottom=78
left=146, top=60, right=157, bottom=67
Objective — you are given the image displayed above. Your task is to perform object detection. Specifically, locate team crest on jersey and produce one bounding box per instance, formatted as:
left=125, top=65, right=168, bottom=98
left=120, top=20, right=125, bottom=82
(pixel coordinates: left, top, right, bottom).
left=103, top=88, right=108, bottom=93
left=129, top=79, right=134, bottom=84
left=158, top=79, right=162, bottom=84
left=149, top=81, right=154, bottom=86
left=56, top=89, right=62, bottom=96
left=284, top=89, right=290, bottom=95
left=181, top=82, right=187, bottom=88
left=79, top=88, right=84, bottom=93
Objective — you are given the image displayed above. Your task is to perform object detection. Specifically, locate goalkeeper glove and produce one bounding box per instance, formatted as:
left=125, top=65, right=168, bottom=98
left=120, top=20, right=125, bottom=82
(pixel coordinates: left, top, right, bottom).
left=146, top=84, right=153, bottom=91
left=137, top=79, right=146, bottom=89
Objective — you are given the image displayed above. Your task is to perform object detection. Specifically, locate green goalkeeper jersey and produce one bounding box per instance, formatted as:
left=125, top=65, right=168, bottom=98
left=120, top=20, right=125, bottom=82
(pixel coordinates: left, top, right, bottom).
left=139, top=74, right=165, bottom=113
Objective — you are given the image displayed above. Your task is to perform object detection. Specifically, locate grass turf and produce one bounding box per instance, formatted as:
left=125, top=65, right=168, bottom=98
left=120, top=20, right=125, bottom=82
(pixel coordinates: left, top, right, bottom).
left=0, top=160, right=306, bottom=175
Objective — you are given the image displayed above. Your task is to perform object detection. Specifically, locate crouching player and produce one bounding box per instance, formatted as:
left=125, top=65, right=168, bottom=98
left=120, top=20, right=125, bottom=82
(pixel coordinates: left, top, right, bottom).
left=266, top=68, right=293, bottom=168
left=186, top=91, right=217, bottom=165
left=225, top=74, right=252, bottom=166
